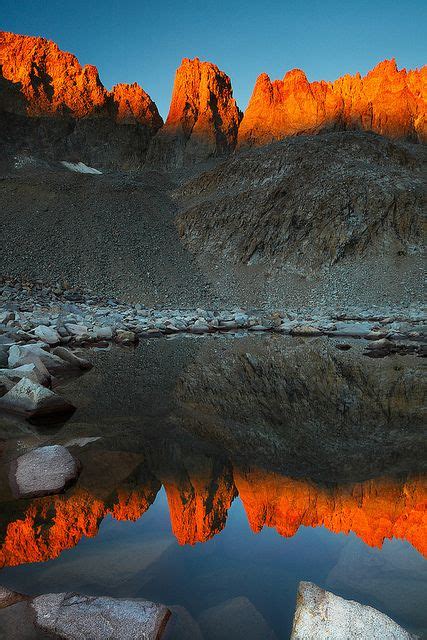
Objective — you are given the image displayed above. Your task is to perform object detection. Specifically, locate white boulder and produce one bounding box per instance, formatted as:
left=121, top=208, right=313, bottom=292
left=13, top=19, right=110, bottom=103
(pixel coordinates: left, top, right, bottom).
left=31, top=592, right=170, bottom=640
left=0, top=378, right=75, bottom=418
left=8, top=344, right=69, bottom=374
left=291, top=582, right=418, bottom=640
left=9, top=445, right=80, bottom=498
left=0, top=363, right=50, bottom=388
left=33, top=325, right=61, bottom=345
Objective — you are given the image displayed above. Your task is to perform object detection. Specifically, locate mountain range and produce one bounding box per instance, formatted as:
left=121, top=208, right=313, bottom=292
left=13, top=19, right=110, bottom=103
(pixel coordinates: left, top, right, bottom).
left=1, top=31, right=425, bottom=168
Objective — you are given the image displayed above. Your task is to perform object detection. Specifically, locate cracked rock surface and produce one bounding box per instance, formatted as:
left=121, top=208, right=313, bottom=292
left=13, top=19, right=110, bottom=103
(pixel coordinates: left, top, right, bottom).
left=31, top=592, right=170, bottom=640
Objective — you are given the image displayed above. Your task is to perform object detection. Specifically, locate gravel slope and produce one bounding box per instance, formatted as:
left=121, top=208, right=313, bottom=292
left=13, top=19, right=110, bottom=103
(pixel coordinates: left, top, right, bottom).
left=1, top=130, right=425, bottom=311
left=0, top=162, right=215, bottom=307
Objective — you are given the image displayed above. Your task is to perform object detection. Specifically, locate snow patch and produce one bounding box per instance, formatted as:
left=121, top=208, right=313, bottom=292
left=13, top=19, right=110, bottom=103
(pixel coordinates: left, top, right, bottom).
left=60, top=161, right=102, bottom=175
left=14, top=155, right=38, bottom=169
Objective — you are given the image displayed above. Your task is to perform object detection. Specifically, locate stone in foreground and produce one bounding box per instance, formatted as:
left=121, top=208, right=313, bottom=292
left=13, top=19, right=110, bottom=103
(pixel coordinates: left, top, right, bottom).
left=33, top=325, right=61, bottom=345
left=0, top=378, right=75, bottom=418
left=8, top=344, right=69, bottom=374
left=0, top=585, right=27, bottom=609
left=31, top=592, right=170, bottom=640
left=52, top=346, right=93, bottom=370
left=0, top=363, right=50, bottom=389
left=9, top=445, right=80, bottom=499
left=291, top=581, right=418, bottom=639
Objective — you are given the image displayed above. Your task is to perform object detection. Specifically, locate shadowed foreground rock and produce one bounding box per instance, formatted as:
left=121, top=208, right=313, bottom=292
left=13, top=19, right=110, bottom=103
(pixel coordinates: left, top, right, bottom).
left=9, top=445, right=80, bottom=499
left=0, top=378, right=75, bottom=418
left=31, top=592, right=170, bottom=640
left=0, top=585, right=27, bottom=609
left=291, top=582, right=417, bottom=639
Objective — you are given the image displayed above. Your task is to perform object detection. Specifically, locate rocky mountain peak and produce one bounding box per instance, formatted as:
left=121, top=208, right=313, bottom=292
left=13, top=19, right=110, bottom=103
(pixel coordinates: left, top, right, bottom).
left=147, top=56, right=241, bottom=167
left=282, top=68, right=309, bottom=84
left=0, top=31, right=161, bottom=129
left=0, top=31, right=107, bottom=117
left=238, top=59, right=427, bottom=146
left=0, top=30, right=163, bottom=167
left=110, top=82, right=163, bottom=128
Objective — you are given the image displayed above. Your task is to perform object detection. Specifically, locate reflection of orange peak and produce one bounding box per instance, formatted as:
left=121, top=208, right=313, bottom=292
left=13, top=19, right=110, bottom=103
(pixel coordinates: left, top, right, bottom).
left=235, top=470, right=427, bottom=555
left=164, top=468, right=237, bottom=545
left=0, top=31, right=162, bottom=128
left=0, top=486, right=158, bottom=567
left=0, top=472, right=425, bottom=568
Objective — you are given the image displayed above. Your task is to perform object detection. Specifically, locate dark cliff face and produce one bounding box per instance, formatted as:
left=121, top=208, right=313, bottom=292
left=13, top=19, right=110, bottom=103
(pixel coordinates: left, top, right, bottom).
left=175, top=131, right=425, bottom=271
left=173, top=336, right=426, bottom=482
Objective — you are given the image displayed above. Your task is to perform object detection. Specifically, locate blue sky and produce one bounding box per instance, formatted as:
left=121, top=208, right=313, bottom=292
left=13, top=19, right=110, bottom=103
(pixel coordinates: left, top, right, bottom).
left=2, top=0, right=426, bottom=118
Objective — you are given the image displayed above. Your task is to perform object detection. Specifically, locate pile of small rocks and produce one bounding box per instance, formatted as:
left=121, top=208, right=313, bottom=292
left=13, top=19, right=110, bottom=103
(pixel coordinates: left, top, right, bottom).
left=0, top=338, right=91, bottom=418
left=1, top=277, right=425, bottom=343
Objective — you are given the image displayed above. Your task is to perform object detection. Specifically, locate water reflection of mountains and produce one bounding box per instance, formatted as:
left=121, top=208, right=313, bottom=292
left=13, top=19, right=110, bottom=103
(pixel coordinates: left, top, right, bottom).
left=0, top=452, right=425, bottom=566
left=0, top=336, right=425, bottom=566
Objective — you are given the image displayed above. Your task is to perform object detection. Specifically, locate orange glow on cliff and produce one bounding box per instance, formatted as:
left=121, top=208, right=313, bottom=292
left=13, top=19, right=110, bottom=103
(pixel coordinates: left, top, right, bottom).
left=238, top=59, right=426, bottom=145
left=0, top=471, right=425, bottom=568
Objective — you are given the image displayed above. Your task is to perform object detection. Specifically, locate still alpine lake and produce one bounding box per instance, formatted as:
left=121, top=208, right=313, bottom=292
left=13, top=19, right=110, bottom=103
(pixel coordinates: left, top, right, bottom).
left=0, top=334, right=426, bottom=639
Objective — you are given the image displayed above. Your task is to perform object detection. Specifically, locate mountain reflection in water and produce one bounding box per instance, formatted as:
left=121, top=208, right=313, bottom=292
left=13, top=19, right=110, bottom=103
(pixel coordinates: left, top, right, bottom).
left=0, top=335, right=425, bottom=637
left=0, top=467, right=425, bottom=567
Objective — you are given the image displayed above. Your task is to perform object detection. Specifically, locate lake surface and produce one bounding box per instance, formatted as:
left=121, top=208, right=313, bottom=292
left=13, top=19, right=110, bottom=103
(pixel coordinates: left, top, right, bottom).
left=0, top=334, right=426, bottom=639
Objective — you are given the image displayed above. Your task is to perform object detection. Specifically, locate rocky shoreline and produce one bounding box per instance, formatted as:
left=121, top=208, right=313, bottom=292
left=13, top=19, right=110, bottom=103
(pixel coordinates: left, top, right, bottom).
left=2, top=277, right=425, bottom=345
left=1, top=275, right=425, bottom=421
left=0, top=581, right=418, bottom=639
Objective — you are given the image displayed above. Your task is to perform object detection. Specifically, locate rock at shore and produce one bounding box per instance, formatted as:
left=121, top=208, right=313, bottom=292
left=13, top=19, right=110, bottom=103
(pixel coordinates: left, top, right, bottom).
left=8, top=344, right=69, bottom=374
left=33, top=325, right=61, bottom=345
left=31, top=592, right=170, bottom=640
left=9, top=445, right=80, bottom=498
left=291, top=581, right=418, bottom=639
left=0, top=378, right=75, bottom=418
left=52, top=346, right=92, bottom=370
left=0, top=585, right=27, bottom=609
left=0, top=363, right=51, bottom=391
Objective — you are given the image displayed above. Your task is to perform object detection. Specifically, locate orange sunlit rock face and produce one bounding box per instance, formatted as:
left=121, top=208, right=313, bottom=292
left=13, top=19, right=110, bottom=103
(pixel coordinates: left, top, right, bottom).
left=147, top=57, right=241, bottom=165
left=1, top=31, right=424, bottom=151
left=0, top=31, right=162, bottom=128
left=111, top=83, right=163, bottom=128
left=238, top=59, right=427, bottom=145
left=165, top=57, right=240, bottom=145
left=1, top=470, right=424, bottom=567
